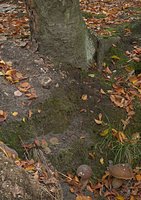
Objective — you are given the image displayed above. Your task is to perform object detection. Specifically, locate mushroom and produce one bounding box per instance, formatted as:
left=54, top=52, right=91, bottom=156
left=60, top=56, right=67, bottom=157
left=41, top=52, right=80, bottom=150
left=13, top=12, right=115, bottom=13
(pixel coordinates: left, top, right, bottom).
left=76, top=164, right=92, bottom=191
left=111, top=177, right=123, bottom=189
left=109, top=163, right=133, bottom=189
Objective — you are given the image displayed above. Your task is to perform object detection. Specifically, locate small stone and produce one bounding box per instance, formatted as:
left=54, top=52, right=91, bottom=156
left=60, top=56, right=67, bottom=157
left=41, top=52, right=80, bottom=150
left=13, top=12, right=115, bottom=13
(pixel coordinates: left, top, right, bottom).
left=55, top=83, right=59, bottom=88
left=39, top=75, right=52, bottom=89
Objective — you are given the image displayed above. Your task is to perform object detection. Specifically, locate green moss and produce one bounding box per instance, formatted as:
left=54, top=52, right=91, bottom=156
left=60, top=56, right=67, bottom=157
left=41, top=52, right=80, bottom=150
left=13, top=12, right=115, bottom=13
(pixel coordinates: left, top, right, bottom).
left=0, top=120, right=37, bottom=155
left=32, top=88, right=78, bottom=134
left=0, top=88, right=78, bottom=155
left=49, top=140, right=106, bottom=180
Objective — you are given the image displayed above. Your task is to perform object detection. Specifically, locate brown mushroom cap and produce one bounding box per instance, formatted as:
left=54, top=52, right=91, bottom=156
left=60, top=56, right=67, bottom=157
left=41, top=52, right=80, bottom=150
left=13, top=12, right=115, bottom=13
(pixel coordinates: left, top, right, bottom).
left=77, top=164, right=92, bottom=180
left=109, top=163, right=133, bottom=180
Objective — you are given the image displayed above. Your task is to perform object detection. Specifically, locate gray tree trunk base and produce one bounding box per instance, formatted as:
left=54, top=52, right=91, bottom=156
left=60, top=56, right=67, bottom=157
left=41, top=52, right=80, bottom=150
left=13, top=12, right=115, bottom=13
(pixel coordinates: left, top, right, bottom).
left=0, top=153, right=63, bottom=200
left=25, top=0, right=96, bottom=69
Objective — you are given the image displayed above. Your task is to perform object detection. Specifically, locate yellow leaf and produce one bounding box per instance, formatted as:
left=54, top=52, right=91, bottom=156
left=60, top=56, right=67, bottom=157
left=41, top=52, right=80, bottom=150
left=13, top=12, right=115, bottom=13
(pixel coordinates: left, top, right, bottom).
left=76, top=195, right=92, bottom=200
left=111, top=55, right=120, bottom=60
left=12, top=112, right=18, bottom=117
left=0, top=60, right=6, bottom=64
left=100, top=129, right=109, bottom=137
left=129, top=76, right=138, bottom=84
left=88, top=73, right=95, bottom=78
left=0, top=71, right=4, bottom=76
left=116, top=195, right=125, bottom=200
left=100, top=157, right=104, bottom=165
left=81, top=94, right=88, bottom=101
left=22, top=117, right=26, bottom=122
left=5, top=69, right=15, bottom=76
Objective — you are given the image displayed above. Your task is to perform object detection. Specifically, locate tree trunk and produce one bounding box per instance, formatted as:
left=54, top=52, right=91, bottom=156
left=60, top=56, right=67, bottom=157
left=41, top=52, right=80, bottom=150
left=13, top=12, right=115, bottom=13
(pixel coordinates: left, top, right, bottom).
left=0, top=152, right=63, bottom=200
left=25, top=0, right=96, bottom=68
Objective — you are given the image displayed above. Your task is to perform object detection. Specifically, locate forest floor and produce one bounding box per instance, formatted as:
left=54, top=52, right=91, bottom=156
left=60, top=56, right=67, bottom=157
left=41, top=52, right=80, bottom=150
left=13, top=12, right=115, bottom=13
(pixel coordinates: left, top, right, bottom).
left=0, top=0, right=141, bottom=200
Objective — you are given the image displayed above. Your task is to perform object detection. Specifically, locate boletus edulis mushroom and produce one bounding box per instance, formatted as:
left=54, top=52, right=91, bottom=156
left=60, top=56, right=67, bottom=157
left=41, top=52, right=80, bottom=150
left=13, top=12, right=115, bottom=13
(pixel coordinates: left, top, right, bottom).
left=77, top=164, right=92, bottom=191
left=109, top=163, right=134, bottom=189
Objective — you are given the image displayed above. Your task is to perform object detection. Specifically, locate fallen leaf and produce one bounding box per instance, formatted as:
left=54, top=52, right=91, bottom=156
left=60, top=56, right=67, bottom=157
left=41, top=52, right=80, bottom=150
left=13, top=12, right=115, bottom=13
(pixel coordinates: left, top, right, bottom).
left=94, top=119, right=102, bottom=125
left=76, top=195, right=92, bottom=200
left=130, top=196, right=135, bottom=200
left=100, top=129, right=109, bottom=137
left=132, top=57, right=140, bottom=62
left=100, top=88, right=106, bottom=94
left=88, top=73, right=95, bottom=78
left=98, top=113, right=102, bottom=120
left=116, top=195, right=125, bottom=200
left=81, top=94, right=88, bottom=101
left=18, top=82, right=31, bottom=92
left=88, top=152, right=95, bottom=159
left=28, top=110, right=33, bottom=118
left=135, top=174, right=141, bottom=181
left=110, top=94, right=125, bottom=108
left=100, top=157, right=104, bottom=165
left=25, top=89, right=37, bottom=100
left=12, top=112, right=18, bottom=117
left=129, top=76, right=138, bottom=84
left=111, top=55, right=120, bottom=60
left=103, top=66, right=112, bottom=74
left=0, top=110, right=7, bottom=122
left=22, top=117, right=26, bottom=122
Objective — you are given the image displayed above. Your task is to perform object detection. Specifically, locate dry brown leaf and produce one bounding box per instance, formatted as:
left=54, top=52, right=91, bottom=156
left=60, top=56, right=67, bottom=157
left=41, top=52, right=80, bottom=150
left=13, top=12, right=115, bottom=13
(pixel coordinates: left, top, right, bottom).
left=132, top=57, right=140, bottom=62
left=94, top=119, right=102, bottom=125
left=100, top=88, right=106, bottom=94
left=28, top=110, right=33, bottom=118
left=135, top=174, right=141, bottom=181
left=129, top=76, right=138, bottom=84
left=81, top=94, right=88, bottom=101
left=110, top=94, right=125, bottom=108
left=103, top=66, right=112, bottom=74
left=98, top=113, right=102, bottom=121
left=0, top=110, right=7, bottom=122
left=25, top=89, right=37, bottom=100
left=76, top=195, right=92, bottom=200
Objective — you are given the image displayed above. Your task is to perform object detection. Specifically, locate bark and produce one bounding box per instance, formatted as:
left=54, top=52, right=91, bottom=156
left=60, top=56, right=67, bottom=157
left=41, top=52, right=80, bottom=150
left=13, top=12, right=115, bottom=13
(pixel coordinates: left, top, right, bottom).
left=25, top=0, right=96, bottom=68
left=0, top=153, right=63, bottom=200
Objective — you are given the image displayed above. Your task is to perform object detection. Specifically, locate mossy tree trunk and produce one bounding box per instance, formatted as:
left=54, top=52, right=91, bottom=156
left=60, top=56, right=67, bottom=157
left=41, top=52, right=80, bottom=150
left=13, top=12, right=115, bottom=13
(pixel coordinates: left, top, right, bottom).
left=25, top=0, right=96, bottom=68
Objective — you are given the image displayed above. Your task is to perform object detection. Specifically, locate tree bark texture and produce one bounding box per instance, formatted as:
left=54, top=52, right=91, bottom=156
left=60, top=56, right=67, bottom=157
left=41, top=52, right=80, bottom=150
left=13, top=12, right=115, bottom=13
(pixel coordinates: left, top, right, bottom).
left=0, top=153, right=63, bottom=200
left=25, top=0, right=95, bottom=68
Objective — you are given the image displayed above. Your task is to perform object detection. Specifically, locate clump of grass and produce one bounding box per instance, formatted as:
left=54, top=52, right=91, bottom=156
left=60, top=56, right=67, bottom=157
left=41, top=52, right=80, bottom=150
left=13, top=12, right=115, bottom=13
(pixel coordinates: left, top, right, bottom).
left=111, top=140, right=141, bottom=165
left=96, top=130, right=141, bottom=166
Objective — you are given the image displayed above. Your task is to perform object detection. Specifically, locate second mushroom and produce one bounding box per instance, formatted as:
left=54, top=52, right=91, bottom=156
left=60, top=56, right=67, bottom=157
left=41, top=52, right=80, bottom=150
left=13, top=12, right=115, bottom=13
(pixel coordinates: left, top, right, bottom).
left=108, top=163, right=134, bottom=189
